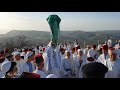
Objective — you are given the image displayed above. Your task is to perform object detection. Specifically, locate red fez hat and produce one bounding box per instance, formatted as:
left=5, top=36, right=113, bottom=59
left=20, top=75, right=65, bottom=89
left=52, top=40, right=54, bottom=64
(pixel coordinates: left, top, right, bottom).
left=102, top=45, right=108, bottom=50
left=72, top=47, right=75, bottom=51
left=60, top=48, right=65, bottom=51
left=34, top=54, right=44, bottom=63
left=24, top=48, right=28, bottom=52
left=92, top=45, right=96, bottom=48
left=87, top=57, right=95, bottom=62
left=108, top=47, right=115, bottom=50
left=0, top=51, right=5, bottom=56
left=29, top=48, right=33, bottom=51
left=20, top=72, right=40, bottom=78
left=42, top=48, right=45, bottom=52
left=75, top=45, right=80, bottom=50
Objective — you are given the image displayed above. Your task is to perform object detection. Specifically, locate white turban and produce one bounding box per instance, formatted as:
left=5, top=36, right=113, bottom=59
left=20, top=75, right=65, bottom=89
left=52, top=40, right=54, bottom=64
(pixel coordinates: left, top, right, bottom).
left=1, top=61, right=11, bottom=75
left=65, top=49, right=71, bottom=53
left=13, top=52, right=20, bottom=56
left=46, top=74, right=57, bottom=78
left=77, top=49, right=83, bottom=53
left=26, top=51, right=34, bottom=58
left=25, top=51, right=34, bottom=61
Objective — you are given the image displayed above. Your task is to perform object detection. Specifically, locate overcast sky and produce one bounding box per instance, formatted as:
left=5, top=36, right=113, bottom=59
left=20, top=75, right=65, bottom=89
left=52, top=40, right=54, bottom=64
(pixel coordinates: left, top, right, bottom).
left=0, top=12, right=120, bottom=34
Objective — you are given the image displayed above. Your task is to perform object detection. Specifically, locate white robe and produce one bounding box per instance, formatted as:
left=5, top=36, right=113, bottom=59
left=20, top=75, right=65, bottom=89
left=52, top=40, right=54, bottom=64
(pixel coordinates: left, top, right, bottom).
left=21, top=61, right=35, bottom=73
left=115, top=44, right=119, bottom=49
left=14, top=59, right=26, bottom=76
left=78, top=62, right=87, bottom=78
left=33, top=69, right=47, bottom=78
left=0, top=71, right=4, bottom=78
left=83, top=48, right=89, bottom=57
left=97, top=54, right=109, bottom=66
left=61, top=57, right=74, bottom=78
left=105, top=58, right=120, bottom=78
left=43, top=42, right=62, bottom=78
left=87, top=49, right=99, bottom=59
left=74, top=54, right=87, bottom=78
left=97, top=44, right=102, bottom=50
left=0, top=58, right=9, bottom=70
left=73, top=53, right=77, bottom=59
left=60, top=53, right=65, bottom=60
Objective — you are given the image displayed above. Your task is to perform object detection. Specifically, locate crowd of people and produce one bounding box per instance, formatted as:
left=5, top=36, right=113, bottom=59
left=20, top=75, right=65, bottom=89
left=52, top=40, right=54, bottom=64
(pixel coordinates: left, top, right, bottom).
left=0, top=37, right=120, bottom=78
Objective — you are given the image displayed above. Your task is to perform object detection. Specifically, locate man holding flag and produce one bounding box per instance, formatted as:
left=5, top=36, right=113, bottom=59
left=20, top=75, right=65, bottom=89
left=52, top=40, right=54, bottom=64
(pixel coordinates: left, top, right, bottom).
left=43, top=15, right=63, bottom=78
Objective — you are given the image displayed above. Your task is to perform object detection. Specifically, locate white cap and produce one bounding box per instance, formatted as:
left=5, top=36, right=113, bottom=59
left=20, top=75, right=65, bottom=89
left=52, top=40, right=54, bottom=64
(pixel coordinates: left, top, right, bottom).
left=65, top=49, right=71, bottom=53
left=77, top=49, right=83, bottom=53
left=13, top=52, right=20, bottom=56
left=46, top=74, right=57, bottom=78
left=1, top=61, right=11, bottom=75
left=26, top=51, right=34, bottom=58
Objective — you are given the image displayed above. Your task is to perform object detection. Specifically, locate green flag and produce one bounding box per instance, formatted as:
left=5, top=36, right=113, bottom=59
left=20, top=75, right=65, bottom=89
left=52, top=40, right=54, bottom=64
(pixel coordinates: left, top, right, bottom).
left=46, top=15, right=61, bottom=41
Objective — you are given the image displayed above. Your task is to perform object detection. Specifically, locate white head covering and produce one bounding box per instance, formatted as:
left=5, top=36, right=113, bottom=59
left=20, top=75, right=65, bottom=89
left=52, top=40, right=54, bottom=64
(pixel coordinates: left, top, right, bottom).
left=1, top=61, right=11, bottom=75
left=77, top=49, right=83, bottom=53
left=98, top=44, right=102, bottom=50
left=24, top=51, right=34, bottom=61
left=13, top=52, right=20, bottom=56
left=46, top=74, right=57, bottom=78
left=65, top=49, right=71, bottom=54
left=26, top=51, right=34, bottom=58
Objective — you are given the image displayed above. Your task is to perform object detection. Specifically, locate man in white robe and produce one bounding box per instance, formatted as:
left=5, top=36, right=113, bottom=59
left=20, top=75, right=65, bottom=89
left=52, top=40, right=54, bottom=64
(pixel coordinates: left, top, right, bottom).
left=72, top=47, right=77, bottom=59
left=21, top=51, right=35, bottom=73
left=61, top=50, right=75, bottom=78
left=60, top=48, right=65, bottom=60
left=74, top=49, right=87, bottom=78
left=20, top=48, right=28, bottom=60
left=97, top=44, right=109, bottom=66
left=13, top=52, right=26, bottom=77
left=43, top=41, right=62, bottom=78
left=33, top=54, right=47, bottom=78
left=43, top=14, right=62, bottom=78
left=83, top=45, right=91, bottom=56
left=87, top=45, right=99, bottom=60
left=105, top=48, right=120, bottom=78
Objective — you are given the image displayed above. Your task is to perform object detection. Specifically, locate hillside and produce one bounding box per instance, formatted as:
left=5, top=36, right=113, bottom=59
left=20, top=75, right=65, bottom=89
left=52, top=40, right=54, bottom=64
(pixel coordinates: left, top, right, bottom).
left=0, top=30, right=120, bottom=48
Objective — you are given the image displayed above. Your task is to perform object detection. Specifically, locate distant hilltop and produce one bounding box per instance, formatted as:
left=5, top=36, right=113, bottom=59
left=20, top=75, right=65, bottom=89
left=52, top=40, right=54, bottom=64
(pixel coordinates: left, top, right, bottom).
left=0, top=30, right=120, bottom=47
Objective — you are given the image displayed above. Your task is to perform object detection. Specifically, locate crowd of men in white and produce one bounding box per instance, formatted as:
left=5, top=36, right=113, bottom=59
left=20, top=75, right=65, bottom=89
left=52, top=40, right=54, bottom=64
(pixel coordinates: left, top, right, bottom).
left=0, top=37, right=120, bottom=78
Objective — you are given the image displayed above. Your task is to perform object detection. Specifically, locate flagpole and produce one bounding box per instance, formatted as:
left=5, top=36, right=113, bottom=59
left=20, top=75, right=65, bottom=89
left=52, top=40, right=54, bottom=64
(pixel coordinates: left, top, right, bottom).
left=84, top=40, right=86, bottom=49
left=98, top=40, right=99, bottom=46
